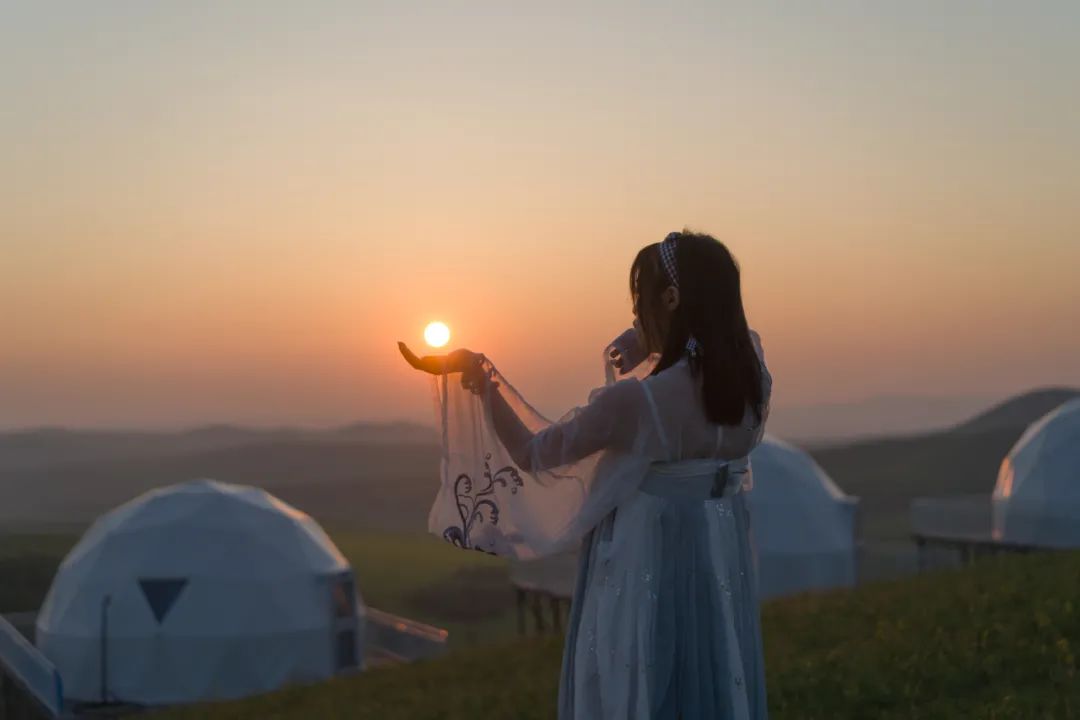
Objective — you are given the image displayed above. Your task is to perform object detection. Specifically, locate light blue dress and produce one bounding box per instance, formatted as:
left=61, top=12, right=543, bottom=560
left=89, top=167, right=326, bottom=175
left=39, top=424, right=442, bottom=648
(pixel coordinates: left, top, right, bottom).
left=427, top=336, right=771, bottom=719
left=558, top=458, right=766, bottom=719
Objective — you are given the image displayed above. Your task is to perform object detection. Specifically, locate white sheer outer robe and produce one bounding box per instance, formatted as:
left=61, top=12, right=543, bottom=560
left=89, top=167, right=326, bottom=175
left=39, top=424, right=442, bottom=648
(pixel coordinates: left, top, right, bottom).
left=428, top=332, right=772, bottom=719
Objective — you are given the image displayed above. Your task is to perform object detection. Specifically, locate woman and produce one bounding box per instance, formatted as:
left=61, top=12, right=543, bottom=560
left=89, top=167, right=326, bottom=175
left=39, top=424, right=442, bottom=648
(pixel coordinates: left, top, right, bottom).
left=400, top=230, right=772, bottom=719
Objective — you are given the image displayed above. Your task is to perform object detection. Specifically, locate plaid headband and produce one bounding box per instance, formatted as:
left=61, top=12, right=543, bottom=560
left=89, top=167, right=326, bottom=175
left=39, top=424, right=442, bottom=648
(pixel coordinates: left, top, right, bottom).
left=659, top=232, right=681, bottom=287
left=659, top=231, right=700, bottom=357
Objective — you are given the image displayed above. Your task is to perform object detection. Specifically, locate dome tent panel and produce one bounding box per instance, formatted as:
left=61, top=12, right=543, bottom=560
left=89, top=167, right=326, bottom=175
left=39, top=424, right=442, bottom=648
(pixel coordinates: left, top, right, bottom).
left=747, top=436, right=859, bottom=598
left=35, top=479, right=364, bottom=706
left=993, top=399, right=1080, bottom=546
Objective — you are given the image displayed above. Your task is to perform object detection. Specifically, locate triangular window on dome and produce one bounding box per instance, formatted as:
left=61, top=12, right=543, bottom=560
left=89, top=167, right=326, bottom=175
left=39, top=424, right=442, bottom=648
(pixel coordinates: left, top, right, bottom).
left=138, top=578, right=189, bottom=624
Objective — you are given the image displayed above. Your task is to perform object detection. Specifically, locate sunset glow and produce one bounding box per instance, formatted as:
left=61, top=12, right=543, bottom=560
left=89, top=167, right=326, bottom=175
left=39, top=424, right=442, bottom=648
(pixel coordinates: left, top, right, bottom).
left=2, top=4, right=1079, bottom=431
left=424, top=322, right=451, bottom=349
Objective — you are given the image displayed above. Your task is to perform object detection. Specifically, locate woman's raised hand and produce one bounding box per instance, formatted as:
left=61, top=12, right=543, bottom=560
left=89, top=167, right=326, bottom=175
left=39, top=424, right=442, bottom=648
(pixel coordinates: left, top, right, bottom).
left=397, top=342, right=492, bottom=395
left=397, top=342, right=479, bottom=374
left=606, top=326, right=647, bottom=375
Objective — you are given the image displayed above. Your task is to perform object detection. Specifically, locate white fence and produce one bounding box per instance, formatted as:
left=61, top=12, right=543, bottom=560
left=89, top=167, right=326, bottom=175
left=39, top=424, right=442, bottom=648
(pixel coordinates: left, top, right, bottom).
left=0, top=614, right=63, bottom=718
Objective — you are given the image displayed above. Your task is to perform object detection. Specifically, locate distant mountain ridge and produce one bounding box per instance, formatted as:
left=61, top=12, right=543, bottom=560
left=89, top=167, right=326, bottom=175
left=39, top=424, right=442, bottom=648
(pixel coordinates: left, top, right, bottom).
left=768, top=394, right=996, bottom=445
left=951, top=387, right=1080, bottom=435
left=0, top=421, right=436, bottom=472
left=3, top=388, right=1078, bottom=541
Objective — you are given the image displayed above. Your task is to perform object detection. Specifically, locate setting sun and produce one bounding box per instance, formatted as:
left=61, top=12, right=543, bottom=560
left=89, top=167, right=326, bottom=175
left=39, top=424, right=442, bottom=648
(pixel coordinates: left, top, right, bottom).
left=424, top=322, right=451, bottom=348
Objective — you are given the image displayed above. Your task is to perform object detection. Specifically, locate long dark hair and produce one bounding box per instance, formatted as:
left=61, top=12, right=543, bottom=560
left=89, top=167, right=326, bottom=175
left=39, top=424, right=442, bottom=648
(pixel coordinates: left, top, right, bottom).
left=630, top=231, right=764, bottom=426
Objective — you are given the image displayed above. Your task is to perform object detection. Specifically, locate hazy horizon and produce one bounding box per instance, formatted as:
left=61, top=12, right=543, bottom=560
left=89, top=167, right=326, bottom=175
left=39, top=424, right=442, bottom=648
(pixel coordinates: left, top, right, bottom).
left=4, top=2, right=1079, bottom=431
left=0, top=390, right=1046, bottom=444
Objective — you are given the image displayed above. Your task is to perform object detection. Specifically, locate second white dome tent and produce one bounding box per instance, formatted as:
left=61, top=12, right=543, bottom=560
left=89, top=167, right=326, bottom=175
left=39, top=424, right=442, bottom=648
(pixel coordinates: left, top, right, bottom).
left=993, top=398, right=1080, bottom=547
left=746, top=435, right=859, bottom=598
left=509, top=436, right=859, bottom=610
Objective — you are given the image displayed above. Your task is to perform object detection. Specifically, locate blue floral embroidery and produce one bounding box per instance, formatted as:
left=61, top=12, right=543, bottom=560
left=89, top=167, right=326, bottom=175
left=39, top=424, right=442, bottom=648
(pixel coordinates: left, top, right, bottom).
left=443, top=453, right=523, bottom=552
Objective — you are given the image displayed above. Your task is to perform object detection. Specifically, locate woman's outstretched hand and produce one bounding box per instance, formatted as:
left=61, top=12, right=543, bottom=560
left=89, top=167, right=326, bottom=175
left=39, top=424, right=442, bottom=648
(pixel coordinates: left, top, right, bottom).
left=397, top=342, right=479, bottom=374
left=397, top=342, right=492, bottom=395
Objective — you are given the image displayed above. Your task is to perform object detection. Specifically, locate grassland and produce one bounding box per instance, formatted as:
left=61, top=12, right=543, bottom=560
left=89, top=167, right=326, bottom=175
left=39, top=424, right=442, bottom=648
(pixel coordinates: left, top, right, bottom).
left=152, top=551, right=1080, bottom=720
left=330, top=530, right=518, bottom=647
left=0, top=533, right=78, bottom=612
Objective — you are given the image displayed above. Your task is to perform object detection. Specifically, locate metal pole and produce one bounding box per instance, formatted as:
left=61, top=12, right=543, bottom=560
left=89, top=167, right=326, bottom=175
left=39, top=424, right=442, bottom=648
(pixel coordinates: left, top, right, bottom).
left=531, top=592, right=545, bottom=634
left=100, top=595, right=111, bottom=704
left=516, top=588, right=526, bottom=636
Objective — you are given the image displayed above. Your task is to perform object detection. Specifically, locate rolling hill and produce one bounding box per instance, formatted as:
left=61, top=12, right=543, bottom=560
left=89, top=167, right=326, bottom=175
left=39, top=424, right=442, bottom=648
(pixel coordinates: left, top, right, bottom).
left=768, top=393, right=995, bottom=445
left=0, top=421, right=435, bottom=471
left=0, top=423, right=439, bottom=532
left=952, top=386, right=1080, bottom=435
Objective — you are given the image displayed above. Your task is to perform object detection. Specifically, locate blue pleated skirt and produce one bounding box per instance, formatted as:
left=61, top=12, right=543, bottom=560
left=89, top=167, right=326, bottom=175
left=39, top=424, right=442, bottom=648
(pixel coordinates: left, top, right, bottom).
left=558, top=460, right=767, bottom=719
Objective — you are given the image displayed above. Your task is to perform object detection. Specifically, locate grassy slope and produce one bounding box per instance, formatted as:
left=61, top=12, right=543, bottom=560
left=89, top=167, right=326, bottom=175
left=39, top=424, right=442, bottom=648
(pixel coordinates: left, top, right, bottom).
left=155, top=551, right=1080, bottom=720
left=0, top=534, right=79, bottom=612
left=331, top=531, right=517, bottom=648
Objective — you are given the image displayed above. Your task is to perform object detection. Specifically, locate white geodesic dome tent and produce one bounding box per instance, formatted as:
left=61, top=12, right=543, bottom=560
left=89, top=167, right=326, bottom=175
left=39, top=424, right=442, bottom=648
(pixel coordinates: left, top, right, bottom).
left=509, top=436, right=858, bottom=603
left=36, top=480, right=364, bottom=706
left=993, top=398, right=1080, bottom=547
left=746, top=436, right=859, bottom=598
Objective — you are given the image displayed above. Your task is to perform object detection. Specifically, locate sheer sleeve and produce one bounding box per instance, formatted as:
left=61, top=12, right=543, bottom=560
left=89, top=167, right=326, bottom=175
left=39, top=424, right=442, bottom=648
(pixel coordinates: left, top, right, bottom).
left=427, top=359, right=659, bottom=559
left=526, top=379, right=644, bottom=472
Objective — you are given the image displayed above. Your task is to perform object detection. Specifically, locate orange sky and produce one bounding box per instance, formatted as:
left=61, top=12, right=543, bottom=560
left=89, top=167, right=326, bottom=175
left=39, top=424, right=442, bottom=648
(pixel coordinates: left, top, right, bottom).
left=2, top=3, right=1079, bottom=429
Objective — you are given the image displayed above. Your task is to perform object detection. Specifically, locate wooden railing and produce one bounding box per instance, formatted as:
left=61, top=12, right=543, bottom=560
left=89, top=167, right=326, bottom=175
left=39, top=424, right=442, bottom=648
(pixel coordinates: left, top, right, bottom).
left=910, top=494, right=1043, bottom=571
left=514, top=589, right=571, bottom=636
left=509, top=553, right=577, bottom=636
left=363, top=607, right=448, bottom=664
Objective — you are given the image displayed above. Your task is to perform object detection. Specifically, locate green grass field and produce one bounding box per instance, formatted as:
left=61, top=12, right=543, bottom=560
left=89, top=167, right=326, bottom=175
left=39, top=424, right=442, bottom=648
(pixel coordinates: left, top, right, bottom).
left=151, top=551, right=1080, bottom=720
left=0, top=533, right=79, bottom=612
left=330, top=530, right=518, bottom=648
left=9, top=532, right=1080, bottom=717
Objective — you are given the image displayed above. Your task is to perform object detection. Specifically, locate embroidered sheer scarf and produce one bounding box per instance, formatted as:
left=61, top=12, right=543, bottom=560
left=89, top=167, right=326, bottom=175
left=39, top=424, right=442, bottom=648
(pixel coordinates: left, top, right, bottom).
left=427, top=333, right=771, bottom=559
